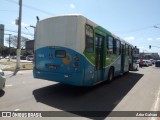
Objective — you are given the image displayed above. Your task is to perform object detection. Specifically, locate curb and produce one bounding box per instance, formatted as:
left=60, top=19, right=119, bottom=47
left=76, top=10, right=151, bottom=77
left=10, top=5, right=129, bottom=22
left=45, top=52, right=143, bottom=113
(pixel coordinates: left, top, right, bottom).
left=4, top=70, right=33, bottom=76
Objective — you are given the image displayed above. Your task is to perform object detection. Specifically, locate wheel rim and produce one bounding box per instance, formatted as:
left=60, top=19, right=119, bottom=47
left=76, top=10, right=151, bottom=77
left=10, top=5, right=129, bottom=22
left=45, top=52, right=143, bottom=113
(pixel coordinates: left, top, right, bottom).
left=109, top=71, right=113, bottom=81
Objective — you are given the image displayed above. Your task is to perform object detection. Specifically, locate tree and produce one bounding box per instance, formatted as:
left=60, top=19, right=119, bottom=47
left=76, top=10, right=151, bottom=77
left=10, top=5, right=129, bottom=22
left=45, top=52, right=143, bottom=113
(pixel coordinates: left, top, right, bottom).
left=0, top=44, right=4, bottom=56
left=6, top=35, right=29, bottom=49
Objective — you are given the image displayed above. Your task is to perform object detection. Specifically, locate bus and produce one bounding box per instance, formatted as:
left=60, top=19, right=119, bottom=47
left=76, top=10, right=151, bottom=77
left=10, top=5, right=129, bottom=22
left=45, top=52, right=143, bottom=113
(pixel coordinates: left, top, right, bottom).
left=33, top=15, right=136, bottom=86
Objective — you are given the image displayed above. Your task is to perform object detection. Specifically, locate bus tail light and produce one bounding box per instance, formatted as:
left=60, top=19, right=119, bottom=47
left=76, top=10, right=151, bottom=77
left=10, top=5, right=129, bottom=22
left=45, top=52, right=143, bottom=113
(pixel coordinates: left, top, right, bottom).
left=74, top=62, right=79, bottom=67
left=75, top=57, right=79, bottom=61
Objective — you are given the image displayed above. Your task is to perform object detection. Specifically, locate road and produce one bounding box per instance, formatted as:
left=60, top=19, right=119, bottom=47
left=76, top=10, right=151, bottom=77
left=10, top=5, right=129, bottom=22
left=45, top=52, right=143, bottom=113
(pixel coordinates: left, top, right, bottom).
left=0, top=66, right=160, bottom=120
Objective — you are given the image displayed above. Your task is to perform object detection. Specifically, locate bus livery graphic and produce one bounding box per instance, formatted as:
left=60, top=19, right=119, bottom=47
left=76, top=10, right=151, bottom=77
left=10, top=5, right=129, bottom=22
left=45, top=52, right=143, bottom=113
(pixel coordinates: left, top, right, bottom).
left=33, top=15, right=137, bottom=86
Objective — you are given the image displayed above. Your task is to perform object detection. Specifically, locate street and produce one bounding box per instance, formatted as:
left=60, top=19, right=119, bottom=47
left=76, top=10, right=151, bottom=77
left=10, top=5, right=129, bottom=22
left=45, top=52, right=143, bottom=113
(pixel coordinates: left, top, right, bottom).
left=0, top=66, right=160, bottom=120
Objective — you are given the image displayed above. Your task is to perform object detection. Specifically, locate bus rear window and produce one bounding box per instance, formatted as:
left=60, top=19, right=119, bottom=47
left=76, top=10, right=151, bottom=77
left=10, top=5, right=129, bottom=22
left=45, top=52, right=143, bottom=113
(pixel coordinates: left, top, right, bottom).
left=55, top=50, right=66, bottom=58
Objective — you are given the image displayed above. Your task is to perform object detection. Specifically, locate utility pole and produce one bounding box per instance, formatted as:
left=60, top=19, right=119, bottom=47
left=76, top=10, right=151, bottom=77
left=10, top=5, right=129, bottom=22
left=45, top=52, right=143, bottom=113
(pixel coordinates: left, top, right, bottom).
left=5, top=34, right=11, bottom=61
left=8, top=34, right=11, bottom=61
left=16, top=0, right=22, bottom=70
left=29, top=25, right=36, bottom=41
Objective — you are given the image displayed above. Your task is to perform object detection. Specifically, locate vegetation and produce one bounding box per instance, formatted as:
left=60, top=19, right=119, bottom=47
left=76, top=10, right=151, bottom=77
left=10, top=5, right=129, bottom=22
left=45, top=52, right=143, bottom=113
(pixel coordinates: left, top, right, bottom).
left=0, top=45, right=33, bottom=57
left=1, top=62, right=33, bottom=71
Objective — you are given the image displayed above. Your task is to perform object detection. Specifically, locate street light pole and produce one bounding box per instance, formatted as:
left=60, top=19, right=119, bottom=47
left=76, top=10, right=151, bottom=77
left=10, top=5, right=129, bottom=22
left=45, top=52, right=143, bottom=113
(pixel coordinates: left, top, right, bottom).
left=29, top=25, right=36, bottom=41
left=16, top=0, right=22, bottom=70
left=5, top=34, right=11, bottom=61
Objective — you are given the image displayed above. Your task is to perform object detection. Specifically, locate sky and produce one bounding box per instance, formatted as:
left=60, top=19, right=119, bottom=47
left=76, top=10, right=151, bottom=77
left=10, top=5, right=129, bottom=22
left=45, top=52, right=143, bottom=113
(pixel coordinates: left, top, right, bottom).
left=1, top=0, right=160, bottom=55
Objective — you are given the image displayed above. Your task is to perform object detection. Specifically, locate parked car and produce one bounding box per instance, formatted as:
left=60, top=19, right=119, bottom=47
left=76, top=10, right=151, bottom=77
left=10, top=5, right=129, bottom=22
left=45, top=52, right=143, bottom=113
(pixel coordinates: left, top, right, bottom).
left=0, top=69, right=6, bottom=91
left=139, top=60, right=149, bottom=67
left=146, top=60, right=152, bottom=66
left=0, top=56, right=3, bottom=59
left=26, top=55, right=34, bottom=61
left=5, top=56, right=9, bottom=59
left=136, top=59, right=140, bottom=64
left=155, top=60, right=160, bottom=67
left=12, top=56, right=17, bottom=59
left=132, top=60, right=139, bottom=70
left=20, top=55, right=26, bottom=60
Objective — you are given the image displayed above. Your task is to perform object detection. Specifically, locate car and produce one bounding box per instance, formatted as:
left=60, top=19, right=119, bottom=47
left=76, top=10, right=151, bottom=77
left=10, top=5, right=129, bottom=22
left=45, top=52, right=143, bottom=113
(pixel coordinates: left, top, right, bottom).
left=26, top=55, right=34, bottom=61
left=0, top=56, right=3, bottom=59
left=155, top=60, right=160, bottom=67
left=20, top=55, right=26, bottom=60
left=5, top=56, right=9, bottom=59
left=146, top=60, right=152, bottom=66
left=136, top=59, right=140, bottom=64
left=132, top=60, right=139, bottom=70
left=139, top=60, right=149, bottom=67
left=0, top=69, right=6, bottom=91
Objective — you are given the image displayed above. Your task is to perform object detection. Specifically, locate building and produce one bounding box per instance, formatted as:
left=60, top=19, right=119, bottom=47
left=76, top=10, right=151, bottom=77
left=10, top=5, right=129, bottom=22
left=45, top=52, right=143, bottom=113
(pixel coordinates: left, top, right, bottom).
left=26, top=40, right=34, bottom=51
left=139, top=52, right=159, bottom=60
left=0, top=24, right=4, bottom=46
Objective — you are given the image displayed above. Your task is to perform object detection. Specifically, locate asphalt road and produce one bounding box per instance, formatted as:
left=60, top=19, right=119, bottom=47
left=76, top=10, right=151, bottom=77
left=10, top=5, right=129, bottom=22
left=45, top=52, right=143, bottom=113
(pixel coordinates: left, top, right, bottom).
left=0, top=66, right=160, bottom=120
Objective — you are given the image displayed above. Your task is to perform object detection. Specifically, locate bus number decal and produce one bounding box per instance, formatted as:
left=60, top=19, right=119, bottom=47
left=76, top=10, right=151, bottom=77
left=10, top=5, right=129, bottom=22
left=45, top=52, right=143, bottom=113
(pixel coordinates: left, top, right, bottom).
left=62, top=53, right=72, bottom=65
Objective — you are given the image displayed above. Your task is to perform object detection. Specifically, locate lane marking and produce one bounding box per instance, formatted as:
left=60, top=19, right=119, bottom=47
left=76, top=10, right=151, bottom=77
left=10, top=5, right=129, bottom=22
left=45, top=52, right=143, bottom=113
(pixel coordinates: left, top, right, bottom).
left=14, top=109, right=20, bottom=111
left=6, top=84, right=13, bottom=87
left=151, top=86, right=160, bottom=120
left=154, top=87, right=160, bottom=110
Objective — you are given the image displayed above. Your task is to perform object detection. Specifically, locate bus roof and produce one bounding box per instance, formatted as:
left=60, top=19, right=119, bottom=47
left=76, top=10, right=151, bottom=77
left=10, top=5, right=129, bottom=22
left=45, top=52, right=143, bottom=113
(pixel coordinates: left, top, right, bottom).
left=38, top=14, right=134, bottom=47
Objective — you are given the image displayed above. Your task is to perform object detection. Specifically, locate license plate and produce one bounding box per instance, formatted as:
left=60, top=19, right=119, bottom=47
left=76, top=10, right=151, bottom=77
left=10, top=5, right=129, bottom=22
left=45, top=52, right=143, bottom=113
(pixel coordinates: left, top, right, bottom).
left=49, top=65, right=57, bottom=69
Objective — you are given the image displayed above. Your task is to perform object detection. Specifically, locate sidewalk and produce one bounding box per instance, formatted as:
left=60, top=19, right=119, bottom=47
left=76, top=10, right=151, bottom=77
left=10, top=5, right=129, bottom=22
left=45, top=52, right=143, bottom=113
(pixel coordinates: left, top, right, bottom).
left=0, top=59, right=32, bottom=63
left=4, top=71, right=14, bottom=77
left=4, top=70, right=33, bottom=77
left=0, top=59, right=33, bottom=71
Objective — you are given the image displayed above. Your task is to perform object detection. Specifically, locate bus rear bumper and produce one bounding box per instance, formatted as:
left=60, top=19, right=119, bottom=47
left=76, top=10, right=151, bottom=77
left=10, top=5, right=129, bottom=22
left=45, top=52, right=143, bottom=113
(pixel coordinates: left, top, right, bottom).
left=33, top=68, right=84, bottom=86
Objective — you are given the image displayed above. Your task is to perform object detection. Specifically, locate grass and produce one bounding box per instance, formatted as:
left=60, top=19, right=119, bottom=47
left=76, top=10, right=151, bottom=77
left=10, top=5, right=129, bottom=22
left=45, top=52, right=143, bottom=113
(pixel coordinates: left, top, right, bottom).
left=0, top=61, right=15, bottom=65
left=1, top=63, right=33, bottom=71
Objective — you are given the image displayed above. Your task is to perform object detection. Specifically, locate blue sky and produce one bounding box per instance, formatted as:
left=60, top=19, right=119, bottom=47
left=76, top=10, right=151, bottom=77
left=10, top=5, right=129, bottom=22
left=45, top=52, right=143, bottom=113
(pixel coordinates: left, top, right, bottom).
left=1, top=0, right=160, bottom=54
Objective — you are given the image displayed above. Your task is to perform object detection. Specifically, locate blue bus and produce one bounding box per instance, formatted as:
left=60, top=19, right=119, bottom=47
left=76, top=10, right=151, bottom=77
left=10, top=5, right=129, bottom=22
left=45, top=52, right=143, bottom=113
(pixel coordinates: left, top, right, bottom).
left=33, top=15, right=136, bottom=86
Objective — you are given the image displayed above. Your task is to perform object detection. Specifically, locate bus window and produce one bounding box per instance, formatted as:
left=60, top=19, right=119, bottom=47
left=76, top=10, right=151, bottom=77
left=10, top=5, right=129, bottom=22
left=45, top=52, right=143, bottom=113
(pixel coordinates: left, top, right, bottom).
left=129, top=46, right=132, bottom=56
left=107, top=36, right=113, bottom=54
left=125, top=44, right=129, bottom=55
left=116, top=40, right=121, bottom=55
left=55, top=50, right=66, bottom=58
left=113, top=39, right=116, bottom=54
left=85, top=24, right=94, bottom=53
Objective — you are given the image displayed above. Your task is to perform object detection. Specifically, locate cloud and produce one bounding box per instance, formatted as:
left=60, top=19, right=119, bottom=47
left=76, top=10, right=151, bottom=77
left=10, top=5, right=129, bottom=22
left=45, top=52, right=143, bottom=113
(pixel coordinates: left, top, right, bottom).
left=156, top=38, right=160, bottom=40
left=147, top=38, right=153, bottom=41
left=11, top=21, right=29, bottom=27
left=138, top=46, right=144, bottom=49
left=21, top=22, right=29, bottom=27
left=69, top=4, right=75, bottom=9
left=125, top=36, right=135, bottom=41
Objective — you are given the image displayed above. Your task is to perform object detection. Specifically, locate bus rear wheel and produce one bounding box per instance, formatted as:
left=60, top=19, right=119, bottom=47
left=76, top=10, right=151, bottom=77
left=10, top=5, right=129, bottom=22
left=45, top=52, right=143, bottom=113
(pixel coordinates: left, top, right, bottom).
left=107, top=68, right=114, bottom=83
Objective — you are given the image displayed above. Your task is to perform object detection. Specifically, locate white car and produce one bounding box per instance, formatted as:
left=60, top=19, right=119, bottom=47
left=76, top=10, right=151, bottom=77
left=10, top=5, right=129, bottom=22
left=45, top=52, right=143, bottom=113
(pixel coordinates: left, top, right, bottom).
left=133, top=62, right=139, bottom=71
left=26, top=55, right=34, bottom=61
left=132, top=60, right=139, bottom=71
left=0, top=69, right=6, bottom=90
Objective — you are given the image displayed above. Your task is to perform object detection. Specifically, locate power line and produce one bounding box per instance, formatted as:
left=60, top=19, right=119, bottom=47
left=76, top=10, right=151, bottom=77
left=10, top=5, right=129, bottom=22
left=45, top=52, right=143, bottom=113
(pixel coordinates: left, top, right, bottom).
left=5, top=29, right=33, bottom=36
left=0, top=9, right=18, bottom=12
left=118, top=24, right=160, bottom=34
left=5, top=0, right=55, bottom=16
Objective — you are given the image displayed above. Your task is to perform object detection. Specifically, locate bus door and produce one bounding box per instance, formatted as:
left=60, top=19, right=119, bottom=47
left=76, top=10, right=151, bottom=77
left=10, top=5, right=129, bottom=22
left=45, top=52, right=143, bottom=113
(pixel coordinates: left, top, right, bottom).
left=121, top=44, right=125, bottom=74
left=95, top=34, right=104, bottom=81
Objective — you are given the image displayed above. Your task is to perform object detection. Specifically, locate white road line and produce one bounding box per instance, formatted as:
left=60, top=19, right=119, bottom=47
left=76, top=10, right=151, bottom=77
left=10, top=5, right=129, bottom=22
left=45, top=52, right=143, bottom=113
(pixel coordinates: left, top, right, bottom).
left=150, top=86, right=160, bottom=120
left=153, top=88, right=160, bottom=110
left=6, top=84, right=13, bottom=87
left=14, top=109, right=20, bottom=111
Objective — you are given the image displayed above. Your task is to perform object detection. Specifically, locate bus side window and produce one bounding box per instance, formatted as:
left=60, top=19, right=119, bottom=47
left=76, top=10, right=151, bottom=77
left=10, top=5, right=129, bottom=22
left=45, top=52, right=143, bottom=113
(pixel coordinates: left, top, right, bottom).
left=116, top=40, right=121, bottom=55
left=129, top=46, right=132, bottom=56
left=107, top=36, right=113, bottom=54
left=113, top=39, right=116, bottom=54
left=85, top=24, right=94, bottom=53
left=125, top=44, right=129, bottom=55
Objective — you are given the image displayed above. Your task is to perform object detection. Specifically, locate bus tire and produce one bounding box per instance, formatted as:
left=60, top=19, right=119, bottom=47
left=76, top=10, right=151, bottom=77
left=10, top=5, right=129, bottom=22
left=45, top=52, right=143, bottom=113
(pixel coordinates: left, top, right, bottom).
left=107, top=67, right=114, bottom=83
